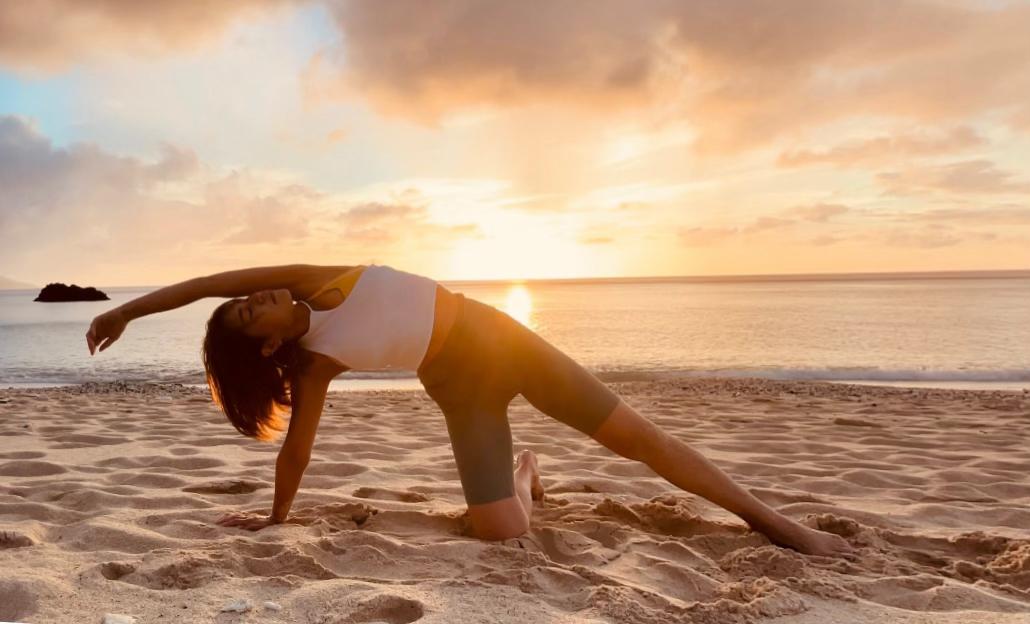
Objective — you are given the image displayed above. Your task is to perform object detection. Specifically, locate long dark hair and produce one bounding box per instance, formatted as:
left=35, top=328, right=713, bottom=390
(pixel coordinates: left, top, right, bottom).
left=202, top=299, right=300, bottom=442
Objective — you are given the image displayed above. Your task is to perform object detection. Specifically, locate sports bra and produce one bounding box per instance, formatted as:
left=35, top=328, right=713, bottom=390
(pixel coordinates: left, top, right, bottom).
left=298, top=264, right=438, bottom=371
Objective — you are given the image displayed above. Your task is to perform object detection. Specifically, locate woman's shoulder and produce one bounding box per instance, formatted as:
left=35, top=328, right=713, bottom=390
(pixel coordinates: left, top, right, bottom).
left=294, top=265, right=366, bottom=303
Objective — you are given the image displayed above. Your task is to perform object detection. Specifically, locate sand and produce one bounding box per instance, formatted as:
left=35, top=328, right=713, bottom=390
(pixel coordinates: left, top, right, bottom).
left=1, top=378, right=1028, bottom=623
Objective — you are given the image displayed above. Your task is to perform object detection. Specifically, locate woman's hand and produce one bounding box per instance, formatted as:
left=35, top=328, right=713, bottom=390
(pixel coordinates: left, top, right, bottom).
left=215, top=511, right=282, bottom=531
left=85, top=308, right=129, bottom=355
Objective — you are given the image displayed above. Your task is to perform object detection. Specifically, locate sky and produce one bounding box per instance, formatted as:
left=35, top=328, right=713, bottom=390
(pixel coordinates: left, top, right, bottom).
left=1, top=0, right=1029, bottom=286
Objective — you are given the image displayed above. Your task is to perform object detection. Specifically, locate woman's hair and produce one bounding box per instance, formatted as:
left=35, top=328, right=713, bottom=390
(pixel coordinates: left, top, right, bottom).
left=202, top=299, right=300, bottom=442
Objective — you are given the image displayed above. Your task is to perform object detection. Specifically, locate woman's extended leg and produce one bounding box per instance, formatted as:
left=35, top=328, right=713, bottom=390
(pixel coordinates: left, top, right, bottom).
left=592, top=400, right=853, bottom=557
left=509, top=316, right=854, bottom=557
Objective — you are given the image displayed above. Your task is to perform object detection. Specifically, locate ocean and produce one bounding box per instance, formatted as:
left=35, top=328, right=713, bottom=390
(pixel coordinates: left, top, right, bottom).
left=1, top=272, right=1028, bottom=392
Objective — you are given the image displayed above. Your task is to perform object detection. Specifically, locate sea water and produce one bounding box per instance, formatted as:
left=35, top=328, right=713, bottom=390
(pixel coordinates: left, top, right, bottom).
left=1, top=273, right=1028, bottom=392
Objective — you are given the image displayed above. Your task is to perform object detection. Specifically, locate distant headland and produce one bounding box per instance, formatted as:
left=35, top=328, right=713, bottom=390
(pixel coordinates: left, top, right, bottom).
left=34, top=283, right=110, bottom=302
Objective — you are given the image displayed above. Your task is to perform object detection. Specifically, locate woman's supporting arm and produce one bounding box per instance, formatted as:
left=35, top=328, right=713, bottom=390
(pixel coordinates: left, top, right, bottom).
left=271, top=372, right=330, bottom=522
left=271, top=450, right=311, bottom=523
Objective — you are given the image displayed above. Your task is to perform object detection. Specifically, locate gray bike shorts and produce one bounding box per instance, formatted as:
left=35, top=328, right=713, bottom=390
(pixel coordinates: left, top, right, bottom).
left=416, top=294, right=621, bottom=506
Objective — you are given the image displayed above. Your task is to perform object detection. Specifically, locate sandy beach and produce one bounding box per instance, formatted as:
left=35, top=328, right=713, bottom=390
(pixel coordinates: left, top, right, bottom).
left=1, top=378, right=1028, bottom=623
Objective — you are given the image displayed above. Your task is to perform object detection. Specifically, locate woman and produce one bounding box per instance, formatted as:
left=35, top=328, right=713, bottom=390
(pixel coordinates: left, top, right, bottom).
left=85, top=263, right=853, bottom=557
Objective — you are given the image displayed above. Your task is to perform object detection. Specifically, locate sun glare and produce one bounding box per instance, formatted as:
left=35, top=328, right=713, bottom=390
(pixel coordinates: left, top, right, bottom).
left=504, top=285, right=534, bottom=329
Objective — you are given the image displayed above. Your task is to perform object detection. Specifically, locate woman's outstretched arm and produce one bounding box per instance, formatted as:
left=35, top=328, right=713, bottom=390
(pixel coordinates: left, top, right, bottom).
left=85, top=264, right=346, bottom=354
left=120, top=264, right=325, bottom=320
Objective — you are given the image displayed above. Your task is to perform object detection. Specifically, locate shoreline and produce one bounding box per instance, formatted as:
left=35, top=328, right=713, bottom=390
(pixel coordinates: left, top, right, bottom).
left=3, top=374, right=1028, bottom=394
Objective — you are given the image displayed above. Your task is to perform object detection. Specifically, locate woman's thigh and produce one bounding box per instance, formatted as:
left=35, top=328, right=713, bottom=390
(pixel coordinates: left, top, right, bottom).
left=506, top=315, right=621, bottom=437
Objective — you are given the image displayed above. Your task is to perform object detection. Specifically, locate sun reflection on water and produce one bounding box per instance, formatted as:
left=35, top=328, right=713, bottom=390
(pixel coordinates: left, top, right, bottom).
left=504, top=284, right=534, bottom=329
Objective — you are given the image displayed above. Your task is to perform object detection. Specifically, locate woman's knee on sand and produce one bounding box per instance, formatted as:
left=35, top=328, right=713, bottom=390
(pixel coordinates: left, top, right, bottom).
left=466, top=494, right=530, bottom=541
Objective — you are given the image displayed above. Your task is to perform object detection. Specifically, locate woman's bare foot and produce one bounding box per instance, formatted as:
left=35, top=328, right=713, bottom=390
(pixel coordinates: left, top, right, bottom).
left=754, top=515, right=855, bottom=557
left=515, top=449, right=545, bottom=502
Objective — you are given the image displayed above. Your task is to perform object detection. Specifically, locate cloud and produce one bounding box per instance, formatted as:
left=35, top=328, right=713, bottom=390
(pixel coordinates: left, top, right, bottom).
left=881, top=225, right=964, bottom=249
left=311, top=1, right=664, bottom=122
left=677, top=226, right=739, bottom=246
left=0, top=116, right=322, bottom=252
left=213, top=179, right=316, bottom=245
left=888, top=204, right=1030, bottom=225
left=0, top=0, right=296, bottom=72
left=745, top=216, right=793, bottom=232
left=791, top=203, right=850, bottom=222
left=777, top=127, right=985, bottom=168
left=877, top=159, right=1030, bottom=195
left=311, top=0, right=1030, bottom=154
left=576, top=223, right=618, bottom=245
left=677, top=216, right=792, bottom=246
left=0, top=115, right=484, bottom=282
left=810, top=234, right=846, bottom=246
left=6, top=2, right=1028, bottom=161
left=337, top=200, right=484, bottom=247
left=676, top=205, right=846, bottom=246
left=0, top=115, right=203, bottom=232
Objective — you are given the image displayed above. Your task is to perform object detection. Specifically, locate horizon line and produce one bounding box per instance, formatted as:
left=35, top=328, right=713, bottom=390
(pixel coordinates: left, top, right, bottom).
left=4, top=267, right=1030, bottom=291
left=445, top=267, right=1030, bottom=286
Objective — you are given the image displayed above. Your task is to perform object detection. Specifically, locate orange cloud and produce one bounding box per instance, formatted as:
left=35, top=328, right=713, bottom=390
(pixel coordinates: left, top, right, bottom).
left=902, top=205, right=1030, bottom=225
left=777, top=127, right=985, bottom=168
left=791, top=204, right=849, bottom=222
left=677, top=216, right=793, bottom=246
left=6, top=2, right=1028, bottom=159
left=311, top=1, right=1030, bottom=154
left=877, top=160, right=1030, bottom=196
left=337, top=201, right=484, bottom=247
left=0, top=0, right=295, bottom=72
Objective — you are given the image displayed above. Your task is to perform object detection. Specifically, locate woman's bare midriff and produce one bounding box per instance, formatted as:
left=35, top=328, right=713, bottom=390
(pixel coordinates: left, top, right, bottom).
left=419, top=284, right=461, bottom=374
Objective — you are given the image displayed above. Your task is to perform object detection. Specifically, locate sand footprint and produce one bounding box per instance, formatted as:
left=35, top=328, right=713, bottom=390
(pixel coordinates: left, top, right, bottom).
left=351, top=486, right=430, bottom=503
left=288, top=502, right=379, bottom=532
left=49, top=433, right=127, bottom=448
left=98, top=561, right=136, bottom=581
left=0, top=460, right=67, bottom=477
left=0, top=579, right=38, bottom=622
left=0, top=529, right=35, bottom=548
left=305, top=461, right=370, bottom=477
left=182, top=479, right=265, bottom=495
left=332, top=592, right=425, bottom=624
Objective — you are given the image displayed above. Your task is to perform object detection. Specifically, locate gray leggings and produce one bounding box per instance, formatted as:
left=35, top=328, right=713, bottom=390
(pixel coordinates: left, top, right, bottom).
left=416, top=294, right=621, bottom=506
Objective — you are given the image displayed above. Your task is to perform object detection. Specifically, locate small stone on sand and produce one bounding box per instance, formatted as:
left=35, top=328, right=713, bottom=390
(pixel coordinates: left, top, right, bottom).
left=220, top=598, right=253, bottom=613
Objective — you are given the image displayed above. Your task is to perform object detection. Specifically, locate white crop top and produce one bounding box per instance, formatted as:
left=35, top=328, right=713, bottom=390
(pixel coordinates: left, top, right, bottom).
left=298, top=264, right=438, bottom=370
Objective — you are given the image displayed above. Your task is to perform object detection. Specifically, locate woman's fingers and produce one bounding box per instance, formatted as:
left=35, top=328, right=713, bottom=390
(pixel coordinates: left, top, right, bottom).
left=86, top=322, right=108, bottom=355
left=85, top=311, right=127, bottom=355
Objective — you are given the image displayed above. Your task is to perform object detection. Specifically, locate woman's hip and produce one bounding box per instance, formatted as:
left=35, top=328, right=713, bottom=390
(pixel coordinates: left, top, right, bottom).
left=416, top=296, right=524, bottom=398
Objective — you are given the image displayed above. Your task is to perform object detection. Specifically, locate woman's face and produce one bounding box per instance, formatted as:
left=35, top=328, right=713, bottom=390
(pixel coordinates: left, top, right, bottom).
left=223, top=288, right=295, bottom=339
